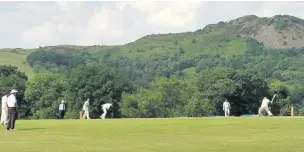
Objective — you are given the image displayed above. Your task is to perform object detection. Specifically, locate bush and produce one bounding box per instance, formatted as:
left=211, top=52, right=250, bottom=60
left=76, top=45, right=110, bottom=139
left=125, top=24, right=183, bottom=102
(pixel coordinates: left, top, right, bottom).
left=192, top=38, right=197, bottom=43
left=266, top=18, right=275, bottom=25
left=292, top=36, right=296, bottom=40
left=274, top=19, right=290, bottom=30
left=136, top=48, right=146, bottom=52
left=283, top=41, right=287, bottom=45
left=179, top=47, right=185, bottom=54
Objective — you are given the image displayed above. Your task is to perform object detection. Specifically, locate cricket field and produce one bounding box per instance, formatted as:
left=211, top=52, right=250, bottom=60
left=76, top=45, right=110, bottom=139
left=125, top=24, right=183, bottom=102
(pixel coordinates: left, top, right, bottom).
left=0, top=117, right=303, bottom=152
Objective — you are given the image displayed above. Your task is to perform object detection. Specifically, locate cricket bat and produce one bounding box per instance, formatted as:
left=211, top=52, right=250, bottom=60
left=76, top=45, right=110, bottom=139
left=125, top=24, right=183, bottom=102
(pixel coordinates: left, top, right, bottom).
left=271, top=94, right=277, bottom=104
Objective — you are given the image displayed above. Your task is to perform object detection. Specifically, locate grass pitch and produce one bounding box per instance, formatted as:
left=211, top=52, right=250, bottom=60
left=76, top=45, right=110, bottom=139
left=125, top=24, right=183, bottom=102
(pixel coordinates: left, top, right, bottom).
left=0, top=117, right=303, bottom=152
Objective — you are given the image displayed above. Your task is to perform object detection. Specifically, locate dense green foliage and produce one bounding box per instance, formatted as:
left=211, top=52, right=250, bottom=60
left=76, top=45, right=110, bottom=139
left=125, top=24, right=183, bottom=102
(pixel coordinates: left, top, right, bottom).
left=66, top=63, right=133, bottom=119
left=0, top=65, right=29, bottom=118
left=27, top=50, right=96, bottom=76
left=20, top=36, right=304, bottom=118
left=25, top=73, right=68, bottom=119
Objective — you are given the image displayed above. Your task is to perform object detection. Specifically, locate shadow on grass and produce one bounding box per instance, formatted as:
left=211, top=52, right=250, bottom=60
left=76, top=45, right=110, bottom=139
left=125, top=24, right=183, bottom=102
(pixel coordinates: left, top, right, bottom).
left=19, top=128, right=47, bottom=131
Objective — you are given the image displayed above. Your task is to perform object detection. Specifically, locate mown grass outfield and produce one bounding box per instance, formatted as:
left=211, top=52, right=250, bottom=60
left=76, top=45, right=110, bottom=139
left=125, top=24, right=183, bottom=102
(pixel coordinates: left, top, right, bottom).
left=0, top=117, right=303, bottom=152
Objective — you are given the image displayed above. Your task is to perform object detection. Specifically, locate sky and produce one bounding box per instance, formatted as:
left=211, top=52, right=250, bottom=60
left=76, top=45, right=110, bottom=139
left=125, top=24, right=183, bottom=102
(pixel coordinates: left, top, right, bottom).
left=0, top=1, right=304, bottom=49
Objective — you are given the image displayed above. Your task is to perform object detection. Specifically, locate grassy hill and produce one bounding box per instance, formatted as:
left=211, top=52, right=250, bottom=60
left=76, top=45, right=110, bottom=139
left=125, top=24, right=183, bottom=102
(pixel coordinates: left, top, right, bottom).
left=0, top=48, right=36, bottom=78
left=1, top=14, right=304, bottom=78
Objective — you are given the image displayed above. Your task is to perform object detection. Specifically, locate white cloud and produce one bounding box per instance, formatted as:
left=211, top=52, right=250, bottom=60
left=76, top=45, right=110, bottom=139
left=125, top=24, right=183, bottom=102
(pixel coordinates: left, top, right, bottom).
left=55, top=1, right=84, bottom=14
left=146, top=1, right=201, bottom=27
left=255, top=9, right=277, bottom=18
left=131, top=1, right=159, bottom=12
left=22, top=23, right=56, bottom=43
left=86, top=8, right=110, bottom=35
left=1, top=1, right=304, bottom=48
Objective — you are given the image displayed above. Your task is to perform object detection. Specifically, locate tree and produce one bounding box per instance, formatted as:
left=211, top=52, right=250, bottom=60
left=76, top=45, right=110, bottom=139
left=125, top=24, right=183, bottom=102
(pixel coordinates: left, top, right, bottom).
left=268, top=80, right=290, bottom=115
left=196, top=68, right=270, bottom=116
left=67, top=63, right=133, bottom=119
left=192, top=38, right=197, bottom=43
left=0, top=65, right=28, bottom=118
left=121, top=76, right=187, bottom=118
left=24, top=73, right=68, bottom=119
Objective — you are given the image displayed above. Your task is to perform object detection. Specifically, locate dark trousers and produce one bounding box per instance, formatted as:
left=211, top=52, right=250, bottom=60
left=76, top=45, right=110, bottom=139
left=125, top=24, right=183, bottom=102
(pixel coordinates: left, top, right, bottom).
left=7, top=107, right=17, bottom=130
left=59, top=110, right=65, bottom=119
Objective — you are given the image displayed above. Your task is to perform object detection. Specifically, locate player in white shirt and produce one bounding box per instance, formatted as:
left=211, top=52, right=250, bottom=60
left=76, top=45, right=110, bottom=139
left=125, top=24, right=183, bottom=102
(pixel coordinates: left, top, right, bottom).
left=82, top=99, right=90, bottom=119
left=258, top=94, right=277, bottom=117
left=58, top=100, right=66, bottom=119
left=223, top=99, right=231, bottom=117
left=100, top=103, right=113, bottom=119
left=1, top=91, right=9, bottom=125
left=6, top=89, right=18, bottom=131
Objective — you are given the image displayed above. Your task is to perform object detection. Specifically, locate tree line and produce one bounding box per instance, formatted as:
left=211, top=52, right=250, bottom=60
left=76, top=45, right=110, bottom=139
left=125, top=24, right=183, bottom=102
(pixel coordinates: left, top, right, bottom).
left=3, top=38, right=304, bottom=119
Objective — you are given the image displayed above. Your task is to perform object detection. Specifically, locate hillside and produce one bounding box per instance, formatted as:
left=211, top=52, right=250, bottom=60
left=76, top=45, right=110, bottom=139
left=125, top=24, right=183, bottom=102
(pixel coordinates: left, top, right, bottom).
left=0, top=48, right=36, bottom=78
left=1, top=14, right=304, bottom=78
left=2, top=14, right=304, bottom=118
left=196, top=15, right=304, bottom=49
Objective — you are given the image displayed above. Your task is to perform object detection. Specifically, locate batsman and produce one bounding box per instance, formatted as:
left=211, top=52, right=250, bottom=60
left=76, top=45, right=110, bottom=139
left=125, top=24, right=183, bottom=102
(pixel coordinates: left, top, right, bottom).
left=258, top=94, right=277, bottom=117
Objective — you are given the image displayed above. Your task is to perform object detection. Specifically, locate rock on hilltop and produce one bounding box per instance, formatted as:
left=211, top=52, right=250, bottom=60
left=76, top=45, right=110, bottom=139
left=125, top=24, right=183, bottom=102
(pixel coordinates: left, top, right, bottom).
left=197, top=15, right=304, bottom=49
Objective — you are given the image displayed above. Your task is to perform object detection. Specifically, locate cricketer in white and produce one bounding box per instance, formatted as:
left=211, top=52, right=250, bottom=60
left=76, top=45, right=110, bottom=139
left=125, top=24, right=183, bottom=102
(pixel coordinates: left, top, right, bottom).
left=82, top=99, right=90, bottom=119
left=0, top=92, right=9, bottom=125
left=100, top=103, right=112, bottom=119
left=223, top=99, right=231, bottom=117
left=6, top=89, right=18, bottom=131
left=258, top=94, right=277, bottom=117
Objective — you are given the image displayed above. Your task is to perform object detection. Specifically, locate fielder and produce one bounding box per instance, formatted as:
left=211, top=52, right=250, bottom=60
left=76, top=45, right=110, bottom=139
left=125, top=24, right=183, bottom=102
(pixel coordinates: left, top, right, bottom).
left=258, top=94, right=277, bottom=117
left=223, top=99, right=231, bottom=117
left=1, top=92, right=9, bottom=125
left=100, top=103, right=112, bottom=119
left=6, top=89, right=18, bottom=131
left=58, top=100, right=66, bottom=119
left=82, top=98, right=90, bottom=119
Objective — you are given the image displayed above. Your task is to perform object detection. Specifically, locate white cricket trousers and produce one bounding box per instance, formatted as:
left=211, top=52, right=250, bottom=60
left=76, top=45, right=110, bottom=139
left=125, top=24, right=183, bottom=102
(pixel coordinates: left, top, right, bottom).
left=82, top=109, right=90, bottom=119
left=1, top=108, right=8, bottom=124
left=224, top=109, right=230, bottom=117
left=100, top=107, right=107, bottom=119
left=258, top=106, right=273, bottom=116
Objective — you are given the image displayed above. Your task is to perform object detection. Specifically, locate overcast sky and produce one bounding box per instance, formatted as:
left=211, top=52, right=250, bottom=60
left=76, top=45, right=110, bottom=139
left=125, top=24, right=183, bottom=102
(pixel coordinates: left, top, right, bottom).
left=0, top=1, right=303, bottom=48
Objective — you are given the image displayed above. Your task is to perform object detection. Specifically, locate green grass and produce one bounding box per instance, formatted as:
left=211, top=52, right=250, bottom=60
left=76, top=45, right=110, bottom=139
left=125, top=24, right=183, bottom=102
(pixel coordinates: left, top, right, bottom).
left=0, top=49, right=36, bottom=79
left=1, top=118, right=304, bottom=152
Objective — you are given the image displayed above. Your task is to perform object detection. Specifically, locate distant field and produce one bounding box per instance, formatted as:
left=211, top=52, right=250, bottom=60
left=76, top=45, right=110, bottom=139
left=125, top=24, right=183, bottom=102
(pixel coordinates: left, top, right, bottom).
left=0, top=49, right=35, bottom=79
left=0, top=117, right=303, bottom=152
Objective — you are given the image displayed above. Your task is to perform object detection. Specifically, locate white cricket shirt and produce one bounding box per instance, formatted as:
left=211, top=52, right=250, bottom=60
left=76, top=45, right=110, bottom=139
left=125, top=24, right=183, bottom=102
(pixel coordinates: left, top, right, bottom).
left=59, top=103, right=65, bottom=110
left=82, top=101, right=89, bottom=110
left=223, top=101, right=230, bottom=109
left=7, top=94, right=17, bottom=108
left=261, top=98, right=271, bottom=107
left=102, top=103, right=112, bottom=110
